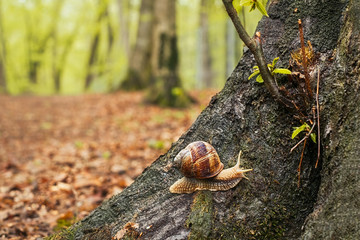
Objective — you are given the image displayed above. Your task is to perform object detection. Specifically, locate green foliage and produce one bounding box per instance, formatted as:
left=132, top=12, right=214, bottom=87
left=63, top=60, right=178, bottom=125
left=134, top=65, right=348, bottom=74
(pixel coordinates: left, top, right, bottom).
left=292, top=123, right=310, bottom=139
left=248, top=57, right=292, bottom=83
left=292, top=122, right=317, bottom=143
left=310, top=133, right=317, bottom=143
left=238, top=0, right=269, bottom=17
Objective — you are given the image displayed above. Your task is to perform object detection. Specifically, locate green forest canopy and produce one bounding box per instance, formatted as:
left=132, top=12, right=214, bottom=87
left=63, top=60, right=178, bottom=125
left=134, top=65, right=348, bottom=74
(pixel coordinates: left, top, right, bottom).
left=0, top=0, right=265, bottom=95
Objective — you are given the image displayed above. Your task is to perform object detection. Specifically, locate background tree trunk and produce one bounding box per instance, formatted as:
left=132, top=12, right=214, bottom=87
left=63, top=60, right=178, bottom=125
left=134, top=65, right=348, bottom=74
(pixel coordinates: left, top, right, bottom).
left=120, top=0, right=154, bottom=90
left=144, top=0, right=193, bottom=108
left=117, top=0, right=130, bottom=59
left=84, top=0, right=111, bottom=90
left=197, top=0, right=214, bottom=89
left=52, top=0, right=360, bottom=239
left=25, top=0, right=63, bottom=85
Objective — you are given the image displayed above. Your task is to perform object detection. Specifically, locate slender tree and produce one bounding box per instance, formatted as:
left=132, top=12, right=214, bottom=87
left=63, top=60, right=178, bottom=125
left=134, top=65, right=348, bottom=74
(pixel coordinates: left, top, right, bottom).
left=84, top=0, right=110, bottom=90
left=120, top=0, right=154, bottom=90
left=24, top=0, right=63, bottom=85
left=145, top=0, right=193, bottom=107
left=52, top=23, right=78, bottom=93
left=117, top=0, right=130, bottom=59
left=197, top=0, right=214, bottom=89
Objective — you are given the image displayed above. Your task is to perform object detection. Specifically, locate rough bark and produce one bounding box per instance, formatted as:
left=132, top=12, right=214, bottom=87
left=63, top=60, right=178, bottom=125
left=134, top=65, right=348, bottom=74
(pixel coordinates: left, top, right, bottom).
left=51, top=0, right=360, bottom=239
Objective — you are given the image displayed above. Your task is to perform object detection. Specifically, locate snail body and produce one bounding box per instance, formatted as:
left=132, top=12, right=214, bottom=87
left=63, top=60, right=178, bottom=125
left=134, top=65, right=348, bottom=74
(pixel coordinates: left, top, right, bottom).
left=169, top=141, right=252, bottom=194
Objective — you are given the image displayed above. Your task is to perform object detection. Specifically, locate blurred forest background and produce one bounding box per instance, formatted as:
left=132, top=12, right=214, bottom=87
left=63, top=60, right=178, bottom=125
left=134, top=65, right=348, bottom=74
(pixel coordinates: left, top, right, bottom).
left=0, top=0, right=265, bottom=98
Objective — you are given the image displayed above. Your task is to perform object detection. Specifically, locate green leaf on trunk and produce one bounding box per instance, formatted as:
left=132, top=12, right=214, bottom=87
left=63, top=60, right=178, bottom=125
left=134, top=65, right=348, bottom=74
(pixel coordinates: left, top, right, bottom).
left=256, top=74, right=264, bottom=83
left=272, top=57, right=279, bottom=68
left=292, top=123, right=309, bottom=139
left=255, top=1, right=269, bottom=17
left=310, top=133, right=317, bottom=143
left=248, top=70, right=260, bottom=80
left=273, top=68, right=292, bottom=75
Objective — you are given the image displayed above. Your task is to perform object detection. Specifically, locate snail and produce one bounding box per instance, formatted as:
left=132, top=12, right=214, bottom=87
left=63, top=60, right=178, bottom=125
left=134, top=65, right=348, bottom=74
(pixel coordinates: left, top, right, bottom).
left=168, top=141, right=253, bottom=194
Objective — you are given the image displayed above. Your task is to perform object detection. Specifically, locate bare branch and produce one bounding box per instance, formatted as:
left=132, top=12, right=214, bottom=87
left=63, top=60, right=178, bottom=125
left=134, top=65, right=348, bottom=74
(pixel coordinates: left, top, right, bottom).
left=315, top=67, right=321, bottom=168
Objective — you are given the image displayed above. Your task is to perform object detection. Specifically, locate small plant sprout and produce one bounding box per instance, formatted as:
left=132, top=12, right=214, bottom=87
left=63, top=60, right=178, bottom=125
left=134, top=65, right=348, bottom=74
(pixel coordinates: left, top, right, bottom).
left=292, top=122, right=316, bottom=143
left=248, top=57, right=292, bottom=83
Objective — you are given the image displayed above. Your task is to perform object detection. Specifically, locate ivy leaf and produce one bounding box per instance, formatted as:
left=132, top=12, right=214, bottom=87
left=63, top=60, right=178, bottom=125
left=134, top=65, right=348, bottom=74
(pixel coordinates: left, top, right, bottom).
left=310, top=133, right=317, bottom=143
left=273, top=68, right=292, bottom=75
left=292, top=123, right=309, bottom=139
left=239, top=0, right=254, bottom=7
left=255, top=0, right=269, bottom=17
left=256, top=74, right=264, bottom=83
left=248, top=70, right=260, bottom=80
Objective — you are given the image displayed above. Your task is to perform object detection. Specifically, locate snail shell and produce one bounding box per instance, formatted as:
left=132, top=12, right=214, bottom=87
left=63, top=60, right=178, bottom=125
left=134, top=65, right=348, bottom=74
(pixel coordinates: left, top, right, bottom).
left=169, top=141, right=252, bottom=194
left=174, top=141, right=224, bottom=179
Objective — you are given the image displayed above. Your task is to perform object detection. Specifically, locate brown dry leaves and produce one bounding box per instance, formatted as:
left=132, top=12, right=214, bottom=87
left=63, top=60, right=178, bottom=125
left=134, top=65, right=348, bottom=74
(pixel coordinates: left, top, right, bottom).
left=0, top=90, right=217, bottom=239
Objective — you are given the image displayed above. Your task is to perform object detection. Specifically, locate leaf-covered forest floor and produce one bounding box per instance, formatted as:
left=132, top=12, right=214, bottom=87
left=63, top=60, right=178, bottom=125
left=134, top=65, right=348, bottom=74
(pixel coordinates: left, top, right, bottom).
left=0, top=90, right=218, bottom=239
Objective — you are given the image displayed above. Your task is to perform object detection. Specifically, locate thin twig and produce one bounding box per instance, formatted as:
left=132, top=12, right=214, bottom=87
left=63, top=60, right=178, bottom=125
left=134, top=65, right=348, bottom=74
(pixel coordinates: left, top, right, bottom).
left=222, top=0, right=293, bottom=107
left=297, top=138, right=307, bottom=187
left=298, top=19, right=313, bottom=99
left=315, top=67, right=321, bottom=168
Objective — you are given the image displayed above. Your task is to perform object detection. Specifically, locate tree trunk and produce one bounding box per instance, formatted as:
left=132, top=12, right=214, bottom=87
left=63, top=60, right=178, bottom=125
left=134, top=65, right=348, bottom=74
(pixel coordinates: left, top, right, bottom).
left=197, top=0, right=214, bottom=89
left=25, top=1, right=63, bottom=85
left=84, top=0, right=109, bottom=90
left=52, top=0, right=360, bottom=239
left=145, top=0, right=193, bottom=108
left=120, top=0, right=154, bottom=90
left=53, top=25, right=78, bottom=93
left=117, top=0, right=130, bottom=58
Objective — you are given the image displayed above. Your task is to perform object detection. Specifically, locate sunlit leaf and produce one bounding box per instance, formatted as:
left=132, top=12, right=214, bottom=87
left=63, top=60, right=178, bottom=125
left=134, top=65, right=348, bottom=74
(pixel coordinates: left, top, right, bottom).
left=272, top=57, right=279, bottom=67
left=253, top=65, right=259, bottom=70
left=249, top=3, right=256, bottom=12
left=256, top=74, right=264, bottom=83
left=248, top=70, right=260, bottom=80
left=273, top=68, right=292, bottom=75
left=255, top=1, right=269, bottom=17
left=310, top=133, right=317, bottom=143
left=239, top=0, right=254, bottom=7
left=232, top=1, right=242, bottom=13
left=292, top=123, right=309, bottom=139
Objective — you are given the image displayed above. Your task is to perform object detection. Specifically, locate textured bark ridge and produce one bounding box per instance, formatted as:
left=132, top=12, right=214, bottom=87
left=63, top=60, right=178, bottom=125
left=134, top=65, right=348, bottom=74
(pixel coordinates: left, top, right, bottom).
left=51, top=0, right=360, bottom=239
